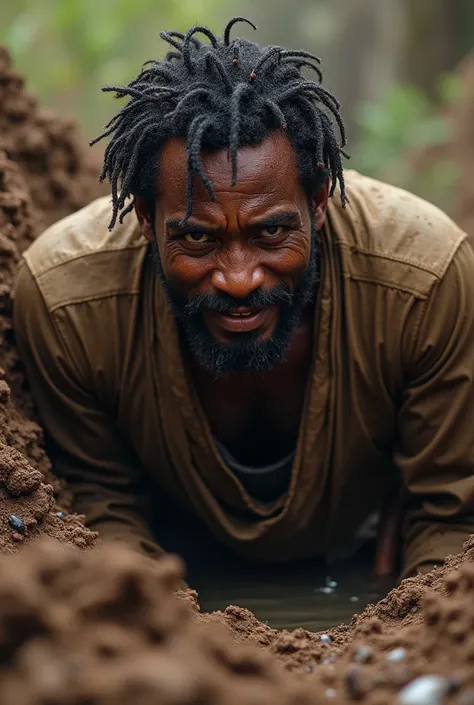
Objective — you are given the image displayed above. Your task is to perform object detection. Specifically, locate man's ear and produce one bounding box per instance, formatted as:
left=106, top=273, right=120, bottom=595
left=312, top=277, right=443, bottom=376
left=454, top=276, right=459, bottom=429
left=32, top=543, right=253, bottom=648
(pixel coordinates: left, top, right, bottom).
left=312, top=178, right=330, bottom=231
left=134, top=196, right=154, bottom=243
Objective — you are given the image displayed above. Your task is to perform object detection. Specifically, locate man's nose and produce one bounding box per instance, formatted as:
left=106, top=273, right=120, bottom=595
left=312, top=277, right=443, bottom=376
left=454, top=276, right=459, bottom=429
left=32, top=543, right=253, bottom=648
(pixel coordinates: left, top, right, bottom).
left=211, top=247, right=265, bottom=299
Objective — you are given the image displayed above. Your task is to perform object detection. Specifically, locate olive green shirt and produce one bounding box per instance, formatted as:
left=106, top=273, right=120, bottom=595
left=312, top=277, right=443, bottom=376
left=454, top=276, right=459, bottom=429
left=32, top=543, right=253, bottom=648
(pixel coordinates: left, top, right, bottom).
left=13, top=171, right=474, bottom=577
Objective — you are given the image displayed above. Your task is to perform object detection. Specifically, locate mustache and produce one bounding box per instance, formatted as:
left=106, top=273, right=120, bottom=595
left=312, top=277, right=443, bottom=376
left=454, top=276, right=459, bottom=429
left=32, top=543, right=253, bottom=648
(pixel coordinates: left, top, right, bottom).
left=183, top=285, right=293, bottom=317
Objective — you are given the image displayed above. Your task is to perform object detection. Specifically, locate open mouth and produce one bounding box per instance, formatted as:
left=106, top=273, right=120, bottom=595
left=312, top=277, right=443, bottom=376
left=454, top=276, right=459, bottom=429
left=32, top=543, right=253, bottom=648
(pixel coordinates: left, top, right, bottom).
left=205, top=306, right=275, bottom=335
left=226, top=308, right=257, bottom=318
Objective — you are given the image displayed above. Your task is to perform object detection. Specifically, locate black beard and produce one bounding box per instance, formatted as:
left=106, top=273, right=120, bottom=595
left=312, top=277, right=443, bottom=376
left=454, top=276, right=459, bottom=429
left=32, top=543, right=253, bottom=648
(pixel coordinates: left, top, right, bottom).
left=150, top=231, right=319, bottom=376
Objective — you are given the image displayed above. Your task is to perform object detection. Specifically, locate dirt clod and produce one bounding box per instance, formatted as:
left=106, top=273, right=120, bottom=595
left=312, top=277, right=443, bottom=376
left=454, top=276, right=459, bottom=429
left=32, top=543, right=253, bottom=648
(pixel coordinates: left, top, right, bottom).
left=0, top=48, right=100, bottom=549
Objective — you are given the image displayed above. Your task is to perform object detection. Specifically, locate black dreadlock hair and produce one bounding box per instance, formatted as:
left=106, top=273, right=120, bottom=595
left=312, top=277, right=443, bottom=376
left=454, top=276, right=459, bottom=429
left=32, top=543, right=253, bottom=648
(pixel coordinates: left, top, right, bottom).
left=91, top=17, right=349, bottom=231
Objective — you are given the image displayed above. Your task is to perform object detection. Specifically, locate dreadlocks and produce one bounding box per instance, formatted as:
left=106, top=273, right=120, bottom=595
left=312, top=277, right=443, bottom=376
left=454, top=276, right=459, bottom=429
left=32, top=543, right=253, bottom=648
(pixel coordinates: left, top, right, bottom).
left=91, top=17, right=348, bottom=231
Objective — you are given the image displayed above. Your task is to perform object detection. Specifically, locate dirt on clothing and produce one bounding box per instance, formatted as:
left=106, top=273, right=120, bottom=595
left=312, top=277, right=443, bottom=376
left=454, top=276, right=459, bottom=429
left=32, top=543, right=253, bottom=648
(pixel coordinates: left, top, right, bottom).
left=2, top=44, right=474, bottom=705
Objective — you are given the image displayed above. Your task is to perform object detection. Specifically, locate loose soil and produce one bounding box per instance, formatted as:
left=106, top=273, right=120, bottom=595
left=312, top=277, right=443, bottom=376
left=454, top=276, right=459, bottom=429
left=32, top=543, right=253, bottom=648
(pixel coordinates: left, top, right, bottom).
left=1, top=44, right=474, bottom=705
left=0, top=47, right=100, bottom=548
left=1, top=537, right=474, bottom=705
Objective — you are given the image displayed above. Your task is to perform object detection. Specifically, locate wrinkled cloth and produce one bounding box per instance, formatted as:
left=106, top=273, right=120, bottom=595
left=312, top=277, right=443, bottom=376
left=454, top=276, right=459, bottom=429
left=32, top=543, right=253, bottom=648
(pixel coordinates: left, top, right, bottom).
left=13, top=171, right=474, bottom=578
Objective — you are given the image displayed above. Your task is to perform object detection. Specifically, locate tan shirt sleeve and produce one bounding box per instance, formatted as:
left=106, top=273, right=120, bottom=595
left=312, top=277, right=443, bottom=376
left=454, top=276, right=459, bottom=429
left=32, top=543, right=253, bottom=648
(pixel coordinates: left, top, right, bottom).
left=13, top=260, right=164, bottom=560
left=396, top=239, right=474, bottom=578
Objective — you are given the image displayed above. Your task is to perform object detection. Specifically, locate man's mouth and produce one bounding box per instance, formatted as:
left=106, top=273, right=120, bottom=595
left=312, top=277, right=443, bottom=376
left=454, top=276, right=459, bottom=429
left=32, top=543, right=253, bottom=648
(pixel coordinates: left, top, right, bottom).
left=204, top=306, right=276, bottom=335
left=226, top=307, right=256, bottom=317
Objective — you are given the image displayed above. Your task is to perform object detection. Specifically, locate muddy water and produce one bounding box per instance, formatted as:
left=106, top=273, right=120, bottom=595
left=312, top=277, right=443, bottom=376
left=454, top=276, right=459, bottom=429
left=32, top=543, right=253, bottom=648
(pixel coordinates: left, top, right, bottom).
left=190, top=544, right=395, bottom=632
left=156, top=509, right=395, bottom=632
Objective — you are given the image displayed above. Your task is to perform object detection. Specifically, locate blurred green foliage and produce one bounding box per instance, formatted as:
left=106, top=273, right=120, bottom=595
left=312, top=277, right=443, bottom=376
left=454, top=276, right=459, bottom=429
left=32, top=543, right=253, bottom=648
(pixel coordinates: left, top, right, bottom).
left=1, top=0, right=235, bottom=134
left=351, top=76, right=462, bottom=212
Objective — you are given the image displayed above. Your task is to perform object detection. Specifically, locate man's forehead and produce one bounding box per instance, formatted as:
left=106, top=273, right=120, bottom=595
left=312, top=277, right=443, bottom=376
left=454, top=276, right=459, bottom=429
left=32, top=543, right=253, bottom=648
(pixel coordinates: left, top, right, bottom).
left=157, top=130, right=300, bottom=200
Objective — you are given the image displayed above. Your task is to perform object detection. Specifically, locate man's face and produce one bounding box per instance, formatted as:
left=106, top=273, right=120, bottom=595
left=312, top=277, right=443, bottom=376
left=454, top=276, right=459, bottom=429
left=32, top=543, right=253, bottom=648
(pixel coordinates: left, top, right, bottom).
left=135, top=130, right=329, bottom=375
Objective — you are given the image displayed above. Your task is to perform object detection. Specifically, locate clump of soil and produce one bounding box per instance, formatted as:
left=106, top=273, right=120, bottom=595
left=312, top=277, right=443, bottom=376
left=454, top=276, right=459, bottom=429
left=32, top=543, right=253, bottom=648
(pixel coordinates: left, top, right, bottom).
left=0, top=47, right=101, bottom=549
left=204, top=539, right=474, bottom=704
left=1, top=537, right=474, bottom=705
left=0, top=540, right=312, bottom=705
left=297, top=537, right=474, bottom=703
left=0, top=444, right=95, bottom=553
left=0, top=152, right=61, bottom=487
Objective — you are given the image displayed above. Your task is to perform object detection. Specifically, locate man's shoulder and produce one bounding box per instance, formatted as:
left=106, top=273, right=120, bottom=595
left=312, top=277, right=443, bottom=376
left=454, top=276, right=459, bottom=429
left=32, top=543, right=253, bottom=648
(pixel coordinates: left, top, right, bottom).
left=23, top=196, right=148, bottom=312
left=330, top=171, right=467, bottom=298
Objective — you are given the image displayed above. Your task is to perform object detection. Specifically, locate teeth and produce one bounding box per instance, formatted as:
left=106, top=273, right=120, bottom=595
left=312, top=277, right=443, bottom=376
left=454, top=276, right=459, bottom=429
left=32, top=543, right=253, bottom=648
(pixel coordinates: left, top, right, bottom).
left=229, top=312, right=252, bottom=317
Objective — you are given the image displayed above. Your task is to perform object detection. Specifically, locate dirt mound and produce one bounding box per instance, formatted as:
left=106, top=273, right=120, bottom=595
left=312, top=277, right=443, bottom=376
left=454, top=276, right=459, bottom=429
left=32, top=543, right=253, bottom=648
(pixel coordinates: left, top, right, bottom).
left=0, top=540, right=312, bottom=705
left=0, top=150, right=97, bottom=550
left=297, top=536, right=474, bottom=703
left=1, top=537, right=474, bottom=705
left=0, top=444, right=95, bottom=554
left=201, top=540, right=474, bottom=703
left=0, top=46, right=105, bottom=416
left=0, top=48, right=101, bottom=549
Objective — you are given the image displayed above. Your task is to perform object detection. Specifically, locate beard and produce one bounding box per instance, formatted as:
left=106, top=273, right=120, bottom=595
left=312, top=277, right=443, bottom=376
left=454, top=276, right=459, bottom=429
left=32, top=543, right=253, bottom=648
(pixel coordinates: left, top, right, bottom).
left=150, top=229, right=319, bottom=376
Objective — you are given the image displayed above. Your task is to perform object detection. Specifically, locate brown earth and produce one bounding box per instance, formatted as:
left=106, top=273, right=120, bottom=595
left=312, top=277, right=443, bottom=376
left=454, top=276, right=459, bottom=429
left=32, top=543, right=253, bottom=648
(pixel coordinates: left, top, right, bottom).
left=1, top=44, right=474, bottom=705
left=0, top=537, right=474, bottom=705
left=0, top=48, right=100, bottom=550
left=0, top=541, right=314, bottom=705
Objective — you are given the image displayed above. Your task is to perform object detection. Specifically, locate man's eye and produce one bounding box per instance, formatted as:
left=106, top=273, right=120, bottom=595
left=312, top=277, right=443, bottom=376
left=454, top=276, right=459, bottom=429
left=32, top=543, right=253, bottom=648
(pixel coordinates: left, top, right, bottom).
left=260, top=225, right=285, bottom=238
left=183, top=232, right=210, bottom=244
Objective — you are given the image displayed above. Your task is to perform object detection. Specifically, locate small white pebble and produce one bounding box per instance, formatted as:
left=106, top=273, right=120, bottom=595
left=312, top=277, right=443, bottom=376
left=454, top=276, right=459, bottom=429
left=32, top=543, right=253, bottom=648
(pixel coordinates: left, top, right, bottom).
left=398, top=675, right=449, bottom=705
left=325, top=576, right=338, bottom=589
left=350, top=596, right=359, bottom=602
left=316, top=586, right=335, bottom=595
left=325, top=689, right=336, bottom=698
left=386, top=647, right=407, bottom=663
left=319, top=634, right=332, bottom=644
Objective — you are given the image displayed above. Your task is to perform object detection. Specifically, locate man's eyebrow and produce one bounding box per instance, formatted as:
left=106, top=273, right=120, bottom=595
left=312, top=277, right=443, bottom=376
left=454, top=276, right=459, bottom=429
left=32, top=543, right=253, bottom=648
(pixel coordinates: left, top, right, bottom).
left=248, top=211, right=301, bottom=228
left=165, top=219, right=222, bottom=233
left=165, top=211, right=301, bottom=233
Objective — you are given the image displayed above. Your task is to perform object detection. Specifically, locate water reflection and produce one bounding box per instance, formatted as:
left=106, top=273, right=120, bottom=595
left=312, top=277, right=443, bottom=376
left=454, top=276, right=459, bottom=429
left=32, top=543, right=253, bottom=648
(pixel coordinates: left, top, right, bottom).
left=191, top=543, right=395, bottom=631
left=157, top=509, right=395, bottom=631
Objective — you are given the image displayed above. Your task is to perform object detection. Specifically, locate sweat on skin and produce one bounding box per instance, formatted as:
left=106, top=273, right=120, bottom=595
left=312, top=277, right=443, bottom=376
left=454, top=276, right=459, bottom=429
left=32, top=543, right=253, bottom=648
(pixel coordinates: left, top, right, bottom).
left=12, top=20, right=474, bottom=580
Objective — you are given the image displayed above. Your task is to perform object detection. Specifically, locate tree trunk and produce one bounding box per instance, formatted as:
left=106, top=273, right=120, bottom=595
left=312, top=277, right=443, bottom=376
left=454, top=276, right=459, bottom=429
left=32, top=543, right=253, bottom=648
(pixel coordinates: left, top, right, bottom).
left=402, top=0, right=471, bottom=97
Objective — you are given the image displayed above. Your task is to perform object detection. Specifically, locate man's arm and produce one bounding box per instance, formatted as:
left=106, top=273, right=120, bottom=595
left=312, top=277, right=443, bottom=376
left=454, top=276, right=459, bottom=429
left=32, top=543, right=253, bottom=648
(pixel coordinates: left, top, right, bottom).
left=13, top=260, right=163, bottom=559
left=396, top=239, right=474, bottom=578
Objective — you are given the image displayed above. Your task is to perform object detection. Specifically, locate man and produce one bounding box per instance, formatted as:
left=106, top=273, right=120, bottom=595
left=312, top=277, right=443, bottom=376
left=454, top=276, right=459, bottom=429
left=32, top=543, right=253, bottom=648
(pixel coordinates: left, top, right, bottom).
left=13, top=19, right=474, bottom=579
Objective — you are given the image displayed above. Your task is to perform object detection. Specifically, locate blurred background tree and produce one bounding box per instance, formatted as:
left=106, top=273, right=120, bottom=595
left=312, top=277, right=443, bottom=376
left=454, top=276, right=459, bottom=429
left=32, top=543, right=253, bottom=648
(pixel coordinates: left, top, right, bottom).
left=1, top=0, right=473, bottom=219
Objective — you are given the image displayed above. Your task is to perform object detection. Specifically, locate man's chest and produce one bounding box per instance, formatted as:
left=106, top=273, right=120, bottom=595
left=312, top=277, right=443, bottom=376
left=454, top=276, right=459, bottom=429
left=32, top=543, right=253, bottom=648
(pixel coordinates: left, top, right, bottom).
left=191, top=365, right=310, bottom=464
